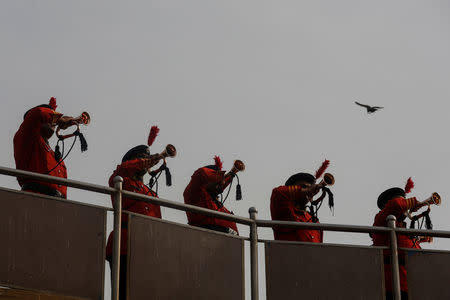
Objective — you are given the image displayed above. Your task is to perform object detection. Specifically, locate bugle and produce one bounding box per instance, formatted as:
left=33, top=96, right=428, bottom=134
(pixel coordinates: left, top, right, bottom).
left=56, top=111, right=91, bottom=139
left=412, top=192, right=441, bottom=211
left=147, top=144, right=177, bottom=170
left=147, top=144, right=176, bottom=174
left=221, top=159, right=245, bottom=201
left=148, top=144, right=176, bottom=170
left=220, top=160, right=245, bottom=185
left=420, top=192, right=441, bottom=206
left=406, top=192, right=441, bottom=220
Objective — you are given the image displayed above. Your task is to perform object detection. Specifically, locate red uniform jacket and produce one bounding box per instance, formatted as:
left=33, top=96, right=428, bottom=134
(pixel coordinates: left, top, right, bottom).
left=13, top=106, right=67, bottom=198
left=372, top=196, right=420, bottom=293
left=106, top=159, right=161, bottom=257
left=270, top=185, right=323, bottom=243
left=183, top=167, right=238, bottom=234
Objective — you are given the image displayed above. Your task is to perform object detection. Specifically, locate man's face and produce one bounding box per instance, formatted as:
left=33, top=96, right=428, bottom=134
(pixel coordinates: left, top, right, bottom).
left=205, top=171, right=226, bottom=196
left=41, top=123, right=55, bottom=140
left=134, top=152, right=151, bottom=177
left=293, top=179, right=314, bottom=205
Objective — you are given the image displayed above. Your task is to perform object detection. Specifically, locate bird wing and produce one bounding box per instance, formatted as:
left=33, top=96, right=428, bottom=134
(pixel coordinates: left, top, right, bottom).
left=355, top=101, right=370, bottom=108
left=372, top=106, right=383, bottom=109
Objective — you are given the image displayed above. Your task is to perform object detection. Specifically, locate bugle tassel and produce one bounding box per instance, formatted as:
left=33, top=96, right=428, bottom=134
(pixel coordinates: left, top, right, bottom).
left=74, top=130, right=88, bottom=152
left=236, top=182, right=242, bottom=200
left=165, top=167, right=172, bottom=187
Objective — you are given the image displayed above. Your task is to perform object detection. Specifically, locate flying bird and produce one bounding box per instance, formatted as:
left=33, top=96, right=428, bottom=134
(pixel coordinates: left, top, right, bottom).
left=355, top=101, right=383, bottom=114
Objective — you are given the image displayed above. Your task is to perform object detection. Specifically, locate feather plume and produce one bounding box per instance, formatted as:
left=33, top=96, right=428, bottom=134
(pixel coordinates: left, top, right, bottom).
left=315, top=159, right=330, bottom=179
left=147, top=126, right=159, bottom=146
left=405, top=177, right=414, bottom=194
left=214, top=155, right=223, bottom=170
left=49, top=97, right=57, bottom=110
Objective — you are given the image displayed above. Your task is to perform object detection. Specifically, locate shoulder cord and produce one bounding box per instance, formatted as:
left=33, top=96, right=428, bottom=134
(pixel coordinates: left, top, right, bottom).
left=221, top=174, right=243, bottom=204
left=149, top=163, right=172, bottom=192
left=46, top=135, right=77, bottom=174
left=308, top=187, right=334, bottom=220
left=308, top=198, right=323, bottom=223
left=221, top=176, right=234, bottom=205
left=148, top=170, right=163, bottom=195
left=410, top=210, right=432, bottom=247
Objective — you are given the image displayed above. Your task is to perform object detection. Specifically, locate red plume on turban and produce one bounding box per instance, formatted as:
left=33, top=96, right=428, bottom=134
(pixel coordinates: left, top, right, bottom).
left=147, top=126, right=159, bottom=146
left=315, top=159, right=330, bottom=179
left=49, top=97, right=57, bottom=110
left=405, top=177, right=414, bottom=194
left=214, top=156, right=223, bottom=171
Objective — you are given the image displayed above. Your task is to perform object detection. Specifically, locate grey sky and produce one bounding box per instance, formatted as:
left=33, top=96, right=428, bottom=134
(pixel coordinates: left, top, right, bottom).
left=1, top=0, right=450, bottom=298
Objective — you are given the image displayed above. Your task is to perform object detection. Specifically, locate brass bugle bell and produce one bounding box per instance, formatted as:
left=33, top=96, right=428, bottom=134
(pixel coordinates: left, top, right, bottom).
left=319, top=173, right=335, bottom=187
left=74, top=111, right=91, bottom=125
left=229, top=160, right=245, bottom=174
left=223, top=160, right=245, bottom=182
left=160, top=144, right=177, bottom=158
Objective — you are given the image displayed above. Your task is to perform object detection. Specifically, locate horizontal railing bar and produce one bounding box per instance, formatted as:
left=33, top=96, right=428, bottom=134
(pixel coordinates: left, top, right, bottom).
left=122, top=190, right=254, bottom=225
left=398, top=247, right=450, bottom=254
left=258, top=238, right=390, bottom=250
left=394, top=227, right=450, bottom=238
left=0, top=167, right=255, bottom=225
left=3, top=166, right=450, bottom=239
left=0, top=166, right=115, bottom=195
left=256, top=219, right=391, bottom=234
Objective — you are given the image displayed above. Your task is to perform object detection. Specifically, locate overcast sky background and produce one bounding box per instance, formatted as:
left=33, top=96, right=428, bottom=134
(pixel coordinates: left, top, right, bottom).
left=1, top=1, right=450, bottom=299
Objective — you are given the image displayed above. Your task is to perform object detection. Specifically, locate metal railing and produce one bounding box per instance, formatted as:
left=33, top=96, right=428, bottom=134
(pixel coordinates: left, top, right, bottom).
left=2, top=165, right=450, bottom=300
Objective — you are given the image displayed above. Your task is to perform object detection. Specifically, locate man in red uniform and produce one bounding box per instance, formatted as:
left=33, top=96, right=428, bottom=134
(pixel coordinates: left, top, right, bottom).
left=105, top=143, right=164, bottom=300
left=184, top=156, right=239, bottom=235
left=270, top=172, right=325, bottom=243
left=371, top=181, right=431, bottom=300
left=14, top=98, right=77, bottom=198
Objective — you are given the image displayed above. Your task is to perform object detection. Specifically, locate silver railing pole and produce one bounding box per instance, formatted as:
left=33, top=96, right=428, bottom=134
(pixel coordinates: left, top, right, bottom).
left=387, top=215, right=401, bottom=300
left=249, top=207, right=259, bottom=300
left=112, top=176, right=123, bottom=300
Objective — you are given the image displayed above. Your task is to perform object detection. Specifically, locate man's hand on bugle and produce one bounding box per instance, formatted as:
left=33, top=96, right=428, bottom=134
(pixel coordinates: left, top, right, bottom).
left=142, top=154, right=164, bottom=170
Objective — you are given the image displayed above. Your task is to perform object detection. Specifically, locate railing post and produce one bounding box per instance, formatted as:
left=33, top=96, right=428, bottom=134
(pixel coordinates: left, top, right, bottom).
left=249, top=207, right=259, bottom=300
left=387, top=215, right=401, bottom=300
left=112, top=176, right=123, bottom=300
